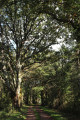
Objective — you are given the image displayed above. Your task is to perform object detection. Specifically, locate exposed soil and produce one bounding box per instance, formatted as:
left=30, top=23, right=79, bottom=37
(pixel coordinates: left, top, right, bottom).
left=35, top=106, right=54, bottom=120
left=26, top=106, right=36, bottom=120
left=26, top=106, right=54, bottom=120
left=26, top=106, right=80, bottom=120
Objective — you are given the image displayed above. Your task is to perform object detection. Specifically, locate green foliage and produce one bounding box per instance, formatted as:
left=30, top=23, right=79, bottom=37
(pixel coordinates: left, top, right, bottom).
left=32, top=86, right=44, bottom=91
left=0, top=93, right=11, bottom=110
left=40, top=106, right=67, bottom=120
left=33, top=107, right=40, bottom=120
left=0, top=105, right=28, bottom=120
left=0, top=0, right=80, bottom=116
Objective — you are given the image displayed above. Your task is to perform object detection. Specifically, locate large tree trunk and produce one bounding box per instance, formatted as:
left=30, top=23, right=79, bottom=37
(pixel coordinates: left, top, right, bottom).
left=13, top=92, right=20, bottom=109
left=13, top=87, right=23, bottom=109
left=13, top=73, right=23, bottom=109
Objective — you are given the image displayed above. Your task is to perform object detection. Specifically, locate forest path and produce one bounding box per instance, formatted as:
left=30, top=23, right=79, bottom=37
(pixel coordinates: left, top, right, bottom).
left=26, top=106, right=36, bottom=120
left=35, top=106, right=54, bottom=120
left=26, top=105, right=54, bottom=120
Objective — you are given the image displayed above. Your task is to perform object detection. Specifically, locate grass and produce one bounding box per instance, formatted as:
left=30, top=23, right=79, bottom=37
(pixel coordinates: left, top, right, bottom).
left=33, top=107, right=40, bottom=120
left=0, top=105, right=28, bottom=120
left=0, top=105, right=71, bottom=120
left=40, top=106, right=68, bottom=120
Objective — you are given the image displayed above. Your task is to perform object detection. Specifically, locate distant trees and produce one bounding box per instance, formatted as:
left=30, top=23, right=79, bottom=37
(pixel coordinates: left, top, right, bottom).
left=23, top=40, right=80, bottom=113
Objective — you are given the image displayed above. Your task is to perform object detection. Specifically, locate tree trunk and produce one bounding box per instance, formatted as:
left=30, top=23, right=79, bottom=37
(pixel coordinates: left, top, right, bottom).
left=13, top=74, right=23, bottom=109
left=13, top=92, right=20, bottom=109
left=13, top=88, right=22, bottom=109
left=41, top=90, right=45, bottom=106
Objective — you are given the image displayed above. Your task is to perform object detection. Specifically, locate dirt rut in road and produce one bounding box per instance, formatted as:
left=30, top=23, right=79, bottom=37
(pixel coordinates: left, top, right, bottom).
left=35, top=106, right=54, bottom=120
left=26, top=106, right=36, bottom=120
left=26, top=106, right=54, bottom=120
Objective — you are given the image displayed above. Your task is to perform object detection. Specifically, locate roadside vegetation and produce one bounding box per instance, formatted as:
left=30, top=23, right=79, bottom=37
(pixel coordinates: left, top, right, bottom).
left=0, top=0, right=80, bottom=119
left=40, top=106, right=67, bottom=120
left=0, top=105, right=28, bottom=120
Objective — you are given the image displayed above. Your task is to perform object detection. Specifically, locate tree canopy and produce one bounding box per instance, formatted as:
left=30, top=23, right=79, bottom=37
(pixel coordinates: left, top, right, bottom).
left=0, top=0, right=80, bottom=115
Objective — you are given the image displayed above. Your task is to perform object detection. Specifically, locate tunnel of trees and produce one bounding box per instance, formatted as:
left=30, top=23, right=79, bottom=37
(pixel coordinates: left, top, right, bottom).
left=0, top=0, right=80, bottom=115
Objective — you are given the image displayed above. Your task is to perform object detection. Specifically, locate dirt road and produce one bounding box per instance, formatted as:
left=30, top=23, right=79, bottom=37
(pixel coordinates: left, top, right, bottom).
left=26, top=106, right=54, bottom=120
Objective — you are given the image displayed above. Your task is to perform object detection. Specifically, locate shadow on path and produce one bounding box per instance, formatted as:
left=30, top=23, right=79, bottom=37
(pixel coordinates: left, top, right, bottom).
left=26, top=106, right=36, bottom=120
left=35, top=106, right=54, bottom=120
left=26, top=105, right=54, bottom=120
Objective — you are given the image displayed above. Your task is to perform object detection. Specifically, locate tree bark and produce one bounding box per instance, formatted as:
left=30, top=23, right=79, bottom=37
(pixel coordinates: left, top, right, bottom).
left=13, top=85, right=22, bottom=109
left=12, top=72, right=23, bottom=109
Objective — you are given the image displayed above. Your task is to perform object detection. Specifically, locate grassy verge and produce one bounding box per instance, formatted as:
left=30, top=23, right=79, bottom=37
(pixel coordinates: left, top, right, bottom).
left=40, top=106, right=68, bottom=120
left=33, top=107, right=40, bottom=120
left=0, top=105, right=28, bottom=120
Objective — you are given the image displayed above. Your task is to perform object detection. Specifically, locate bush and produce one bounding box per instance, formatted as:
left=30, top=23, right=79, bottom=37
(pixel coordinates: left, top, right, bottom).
left=0, top=92, right=11, bottom=111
